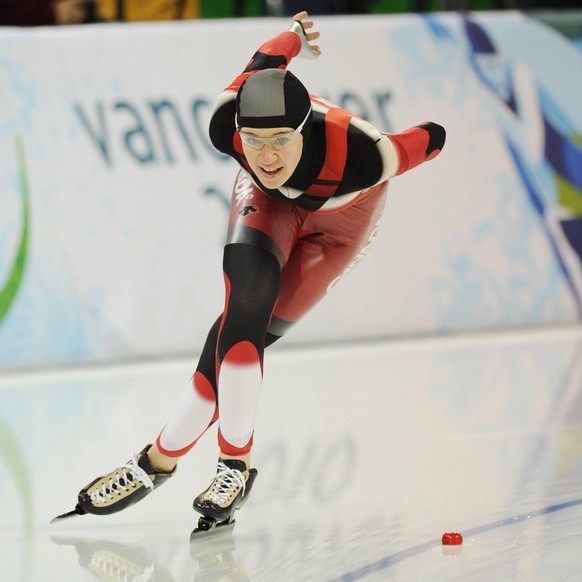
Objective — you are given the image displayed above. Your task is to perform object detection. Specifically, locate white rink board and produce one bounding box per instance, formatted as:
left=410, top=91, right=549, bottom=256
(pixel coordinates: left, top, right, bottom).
left=0, top=13, right=581, bottom=369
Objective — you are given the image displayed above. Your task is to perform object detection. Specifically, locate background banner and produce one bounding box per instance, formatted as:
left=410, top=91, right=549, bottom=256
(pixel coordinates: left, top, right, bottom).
left=1, top=12, right=581, bottom=369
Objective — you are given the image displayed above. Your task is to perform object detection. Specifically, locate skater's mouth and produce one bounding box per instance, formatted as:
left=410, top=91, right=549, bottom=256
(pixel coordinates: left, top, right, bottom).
left=259, top=166, right=284, bottom=179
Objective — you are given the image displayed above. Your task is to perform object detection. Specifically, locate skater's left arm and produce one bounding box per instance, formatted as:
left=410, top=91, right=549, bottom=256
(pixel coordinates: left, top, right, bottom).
left=378, top=122, right=446, bottom=180
left=337, top=118, right=446, bottom=194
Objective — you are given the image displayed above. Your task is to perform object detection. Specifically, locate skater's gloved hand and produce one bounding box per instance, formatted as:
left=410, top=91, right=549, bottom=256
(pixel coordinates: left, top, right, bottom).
left=290, top=11, right=321, bottom=59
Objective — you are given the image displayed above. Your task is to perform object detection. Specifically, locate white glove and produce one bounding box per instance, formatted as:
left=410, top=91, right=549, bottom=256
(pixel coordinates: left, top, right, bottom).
left=290, top=19, right=320, bottom=60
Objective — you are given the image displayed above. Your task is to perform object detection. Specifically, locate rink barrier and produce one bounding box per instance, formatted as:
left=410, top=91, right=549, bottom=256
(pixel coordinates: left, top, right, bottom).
left=0, top=12, right=581, bottom=369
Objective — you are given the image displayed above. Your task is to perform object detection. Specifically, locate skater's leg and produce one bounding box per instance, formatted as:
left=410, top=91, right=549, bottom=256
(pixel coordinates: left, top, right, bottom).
left=214, top=171, right=300, bottom=459
left=69, top=317, right=226, bottom=517
left=192, top=243, right=280, bottom=525
left=158, top=172, right=297, bottom=466
left=192, top=174, right=300, bottom=526
left=215, top=242, right=281, bottom=457
left=153, top=241, right=280, bottom=472
left=153, top=316, right=223, bottom=464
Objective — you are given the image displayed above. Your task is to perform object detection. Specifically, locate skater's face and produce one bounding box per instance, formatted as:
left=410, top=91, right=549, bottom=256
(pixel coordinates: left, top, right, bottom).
left=240, top=126, right=304, bottom=189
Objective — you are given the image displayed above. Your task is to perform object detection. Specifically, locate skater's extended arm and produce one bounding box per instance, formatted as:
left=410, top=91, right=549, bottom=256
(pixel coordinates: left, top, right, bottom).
left=324, top=117, right=446, bottom=198
left=379, top=122, right=446, bottom=179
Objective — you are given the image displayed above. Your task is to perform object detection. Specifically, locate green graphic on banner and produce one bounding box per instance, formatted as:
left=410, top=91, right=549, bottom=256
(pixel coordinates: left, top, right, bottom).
left=0, top=136, right=30, bottom=324
left=0, top=417, right=34, bottom=577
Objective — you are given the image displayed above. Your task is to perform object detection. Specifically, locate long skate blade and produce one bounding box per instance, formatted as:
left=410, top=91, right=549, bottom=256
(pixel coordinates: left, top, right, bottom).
left=190, top=519, right=235, bottom=541
left=50, top=507, right=84, bottom=524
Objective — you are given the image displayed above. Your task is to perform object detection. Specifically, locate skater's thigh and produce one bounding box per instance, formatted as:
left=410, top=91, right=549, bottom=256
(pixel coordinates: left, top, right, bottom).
left=270, top=183, right=388, bottom=334
left=225, top=170, right=306, bottom=267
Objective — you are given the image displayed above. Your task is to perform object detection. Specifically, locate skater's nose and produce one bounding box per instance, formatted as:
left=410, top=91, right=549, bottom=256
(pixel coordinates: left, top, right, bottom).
left=259, top=145, right=278, bottom=163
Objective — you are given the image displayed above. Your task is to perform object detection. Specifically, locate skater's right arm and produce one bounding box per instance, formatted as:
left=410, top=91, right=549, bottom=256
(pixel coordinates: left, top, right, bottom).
left=209, top=11, right=320, bottom=156
left=226, top=11, right=321, bottom=93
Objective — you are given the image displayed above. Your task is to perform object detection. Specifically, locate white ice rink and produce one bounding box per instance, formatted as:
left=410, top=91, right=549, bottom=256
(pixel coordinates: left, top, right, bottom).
left=2, top=325, right=582, bottom=581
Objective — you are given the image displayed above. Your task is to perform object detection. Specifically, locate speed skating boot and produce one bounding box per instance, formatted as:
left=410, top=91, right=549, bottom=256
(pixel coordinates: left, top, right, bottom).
left=193, top=458, right=258, bottom=524
left=76, top=444, right=175, bottom=515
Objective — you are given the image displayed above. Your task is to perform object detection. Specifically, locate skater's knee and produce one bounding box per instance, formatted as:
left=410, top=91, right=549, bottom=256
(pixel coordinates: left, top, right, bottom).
left=223, top=244, right=281, bottom=312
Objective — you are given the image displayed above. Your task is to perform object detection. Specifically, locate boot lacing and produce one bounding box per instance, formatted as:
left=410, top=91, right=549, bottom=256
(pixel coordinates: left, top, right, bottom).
left=208, top=460, right=246, bottom=504
left=90, top=454, right=154, bottom=503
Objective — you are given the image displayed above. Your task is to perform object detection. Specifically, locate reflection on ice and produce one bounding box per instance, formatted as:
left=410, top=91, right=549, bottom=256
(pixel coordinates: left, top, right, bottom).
left=2, top=327, right=582, bottom=580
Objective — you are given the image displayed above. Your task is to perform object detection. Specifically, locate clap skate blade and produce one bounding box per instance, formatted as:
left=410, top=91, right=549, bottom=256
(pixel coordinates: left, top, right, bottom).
left=191, top=515, right=236, bottom=540
left=50, top=505, right=87, bottom=523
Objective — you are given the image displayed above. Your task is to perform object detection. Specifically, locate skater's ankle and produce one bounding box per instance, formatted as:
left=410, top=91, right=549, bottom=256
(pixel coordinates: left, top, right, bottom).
left=147, top=444, right=178, bottom=473
left=219, top=451, right=250, bottom=468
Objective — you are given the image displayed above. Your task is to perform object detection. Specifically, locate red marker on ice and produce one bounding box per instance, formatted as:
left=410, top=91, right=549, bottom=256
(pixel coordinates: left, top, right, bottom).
left=442, top=532, right=463, bottom=545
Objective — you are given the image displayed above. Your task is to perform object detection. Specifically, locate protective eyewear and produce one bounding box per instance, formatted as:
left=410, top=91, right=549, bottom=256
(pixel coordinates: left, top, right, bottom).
left=236, top=107, right=311, bottom=150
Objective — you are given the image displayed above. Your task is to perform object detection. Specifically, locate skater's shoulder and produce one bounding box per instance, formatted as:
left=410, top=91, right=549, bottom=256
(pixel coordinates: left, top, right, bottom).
left=310, top=96, right=382, bottom=143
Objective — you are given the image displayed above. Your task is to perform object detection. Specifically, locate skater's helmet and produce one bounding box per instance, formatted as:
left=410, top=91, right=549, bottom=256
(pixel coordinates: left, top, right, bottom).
left=235, top=69, right=312, bottom=135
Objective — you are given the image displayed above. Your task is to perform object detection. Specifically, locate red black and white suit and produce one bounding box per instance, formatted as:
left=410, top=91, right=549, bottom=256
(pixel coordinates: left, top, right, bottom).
left=156, top=27, right=446, bottom=458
